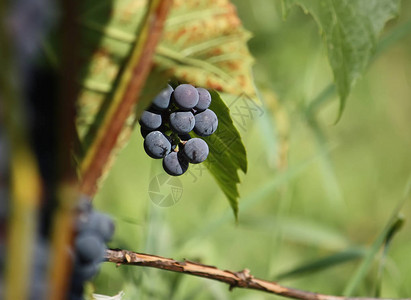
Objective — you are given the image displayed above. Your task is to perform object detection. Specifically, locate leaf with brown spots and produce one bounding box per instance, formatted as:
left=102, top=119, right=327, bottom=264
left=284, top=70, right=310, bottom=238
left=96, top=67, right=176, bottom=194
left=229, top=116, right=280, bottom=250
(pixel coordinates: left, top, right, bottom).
left=155, top=0, right=255, bottom=97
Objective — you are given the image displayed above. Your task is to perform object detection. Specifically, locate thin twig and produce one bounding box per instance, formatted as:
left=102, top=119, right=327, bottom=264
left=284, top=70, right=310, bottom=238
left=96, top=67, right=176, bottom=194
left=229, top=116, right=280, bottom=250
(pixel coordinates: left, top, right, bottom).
left=105, top=249, right=410, bottom=300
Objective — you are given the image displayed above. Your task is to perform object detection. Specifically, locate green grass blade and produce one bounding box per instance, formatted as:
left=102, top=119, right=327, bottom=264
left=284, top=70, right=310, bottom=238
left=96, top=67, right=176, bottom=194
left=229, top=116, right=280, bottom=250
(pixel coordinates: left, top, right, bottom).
left=374, top=215, right=405, bottom=297
left=343, top=179, right=411, bottom=296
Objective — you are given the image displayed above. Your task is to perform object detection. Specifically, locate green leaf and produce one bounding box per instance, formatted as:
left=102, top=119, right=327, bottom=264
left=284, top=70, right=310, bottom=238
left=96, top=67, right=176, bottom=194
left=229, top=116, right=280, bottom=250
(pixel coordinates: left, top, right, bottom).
left=199, top=90, right=247, bottom=219
left=374, top=215, right=405, bottom=297
left=283, top=0, right=401, bottom=120
left=343, top=189, right=409, bottom=297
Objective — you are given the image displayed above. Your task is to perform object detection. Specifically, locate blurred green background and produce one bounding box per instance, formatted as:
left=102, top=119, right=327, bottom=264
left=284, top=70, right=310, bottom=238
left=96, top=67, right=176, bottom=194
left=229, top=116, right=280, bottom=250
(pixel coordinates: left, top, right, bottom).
left=93, top=1, right=411, bottom=299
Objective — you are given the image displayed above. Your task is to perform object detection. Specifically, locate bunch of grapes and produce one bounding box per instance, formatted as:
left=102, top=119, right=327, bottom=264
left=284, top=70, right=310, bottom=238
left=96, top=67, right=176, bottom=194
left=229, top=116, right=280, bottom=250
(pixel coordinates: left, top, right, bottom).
left=69, top=198, right=115, bottom=300
left=139, top=84, right=218, bottom=176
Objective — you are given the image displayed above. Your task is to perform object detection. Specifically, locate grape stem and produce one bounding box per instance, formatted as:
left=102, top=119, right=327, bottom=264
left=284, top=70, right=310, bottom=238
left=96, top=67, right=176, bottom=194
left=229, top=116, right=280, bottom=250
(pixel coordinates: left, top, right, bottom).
left=104, top=249, right=408, bottom=300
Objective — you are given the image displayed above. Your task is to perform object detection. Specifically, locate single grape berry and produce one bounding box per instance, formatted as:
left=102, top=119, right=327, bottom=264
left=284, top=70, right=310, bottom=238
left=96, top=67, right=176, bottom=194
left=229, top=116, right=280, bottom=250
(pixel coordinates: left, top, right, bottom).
left=74, top=234, right=106, bottom=264
left=169, top=111, right=195, bottom=134
left=144, top=131, right=171, bottom=159
left=163, top=151, right=189, bottom=176
left=139, top=111, right=162, bottom=131
left=183, top=138, right=209, bottom=164
left=77, top=211, right=115, bottom=243
left=73, top=260, right=101, bottom=281
left=152, top=84, right=173, bottom=111
left=173, top=84, right=199, bottom=110
left=194, top=109, right=218, bottom=136
left=195, top=88, right=211, bottom=111
left=76, top=195, right=92, bottom=214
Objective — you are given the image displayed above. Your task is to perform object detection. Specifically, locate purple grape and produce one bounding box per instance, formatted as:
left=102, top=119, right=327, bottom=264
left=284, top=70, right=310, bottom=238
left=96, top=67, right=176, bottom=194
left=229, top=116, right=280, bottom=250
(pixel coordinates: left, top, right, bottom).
left=173, top=84, right=199, bottom=110
left=75, top=234, right=106, bottom=264
left=194, top=109, right=218, bottom=136
left=73, top=260, right=101, bottom=281
left=139, top=111, right=162, bottom=131
left=183, top=138, right=209, bottom=164
left=195, top=88, right=211, bottom=111
left=152, top=84, right=173, bottom=111
left=70, top=201, right=115, bottom=300
left=169, top=111, right=195, bottom=134
left=163, top=151, right=189, bottom=176
left=77, top=211, right=115, bottom=243
left=144, top=131, right=171, bottom=159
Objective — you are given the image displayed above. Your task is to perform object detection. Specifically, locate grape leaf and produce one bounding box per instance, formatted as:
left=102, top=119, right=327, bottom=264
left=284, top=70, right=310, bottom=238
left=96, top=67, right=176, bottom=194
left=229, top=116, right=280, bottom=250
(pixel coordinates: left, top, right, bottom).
left=76, top=0, right=254, bottom=196
left=199, top=90, right=247, bottom=219
left=282, top=0, right=401, bottom=119
left=154, top=0, right=256, bottom=97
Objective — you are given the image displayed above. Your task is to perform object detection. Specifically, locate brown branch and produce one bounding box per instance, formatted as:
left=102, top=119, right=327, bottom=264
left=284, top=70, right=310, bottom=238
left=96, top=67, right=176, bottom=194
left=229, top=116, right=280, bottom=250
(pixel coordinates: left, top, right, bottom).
left=105, top=249, right=410, bottom=300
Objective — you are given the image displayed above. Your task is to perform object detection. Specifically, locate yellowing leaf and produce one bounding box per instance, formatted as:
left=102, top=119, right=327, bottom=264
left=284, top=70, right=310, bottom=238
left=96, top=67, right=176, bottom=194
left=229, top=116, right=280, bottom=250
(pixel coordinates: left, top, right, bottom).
left=156, top=0, right=255, bottom=97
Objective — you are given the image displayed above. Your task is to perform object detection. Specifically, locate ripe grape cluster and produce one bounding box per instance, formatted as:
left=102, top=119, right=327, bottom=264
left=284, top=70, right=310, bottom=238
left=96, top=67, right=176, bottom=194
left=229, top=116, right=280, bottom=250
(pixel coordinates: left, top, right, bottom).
left=140, top=84, right=218, bottom=176
left=69, top=198, right=115, bottom=300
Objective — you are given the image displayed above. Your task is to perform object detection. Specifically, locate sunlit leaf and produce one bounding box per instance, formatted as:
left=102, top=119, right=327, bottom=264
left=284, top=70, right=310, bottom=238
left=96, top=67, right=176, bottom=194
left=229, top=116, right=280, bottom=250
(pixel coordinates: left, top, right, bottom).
left=155, top=0, right=256, bottom=97
left=344, top=206, right=407, bottom=296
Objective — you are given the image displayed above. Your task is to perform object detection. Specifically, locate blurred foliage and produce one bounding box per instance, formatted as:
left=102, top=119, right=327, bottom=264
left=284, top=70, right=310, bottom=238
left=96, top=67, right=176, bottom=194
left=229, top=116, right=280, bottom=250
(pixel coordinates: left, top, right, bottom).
left=93, top=0, right=411, bottom=299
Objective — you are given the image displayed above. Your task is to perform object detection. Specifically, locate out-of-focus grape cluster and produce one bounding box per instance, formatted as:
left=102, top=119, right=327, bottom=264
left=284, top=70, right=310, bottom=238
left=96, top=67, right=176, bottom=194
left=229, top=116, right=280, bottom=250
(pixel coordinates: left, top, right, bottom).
left=69, top=198, right=115, bottom=300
